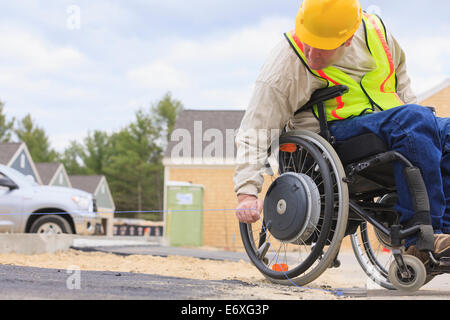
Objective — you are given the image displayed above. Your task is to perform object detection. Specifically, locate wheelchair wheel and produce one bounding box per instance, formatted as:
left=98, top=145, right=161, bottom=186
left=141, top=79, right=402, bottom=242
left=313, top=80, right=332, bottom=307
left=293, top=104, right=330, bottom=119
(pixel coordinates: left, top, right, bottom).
left=351, top=221, right=396, bottom=290
left=350, top=193, right=399, bottom=290
left=388, top=255, right=427, bottom=292
left=351, top=193, right=436, bottom=290
left=240, top=130, right=349, bottom=286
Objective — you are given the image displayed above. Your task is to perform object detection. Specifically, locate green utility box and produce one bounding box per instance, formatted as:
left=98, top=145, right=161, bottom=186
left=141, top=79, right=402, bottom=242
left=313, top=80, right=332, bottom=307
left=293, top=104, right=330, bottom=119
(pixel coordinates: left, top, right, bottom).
left=165, top=182, right=204, bottom=247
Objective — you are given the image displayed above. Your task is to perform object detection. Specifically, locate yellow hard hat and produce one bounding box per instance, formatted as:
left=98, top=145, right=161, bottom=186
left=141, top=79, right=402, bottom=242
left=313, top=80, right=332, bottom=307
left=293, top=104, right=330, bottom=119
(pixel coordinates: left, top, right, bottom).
left=295, top=0, right=363, bottom=50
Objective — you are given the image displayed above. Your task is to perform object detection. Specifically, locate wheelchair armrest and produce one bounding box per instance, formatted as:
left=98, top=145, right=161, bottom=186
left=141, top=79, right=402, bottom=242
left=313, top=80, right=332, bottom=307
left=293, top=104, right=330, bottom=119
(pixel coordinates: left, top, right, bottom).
left=294, top=85, right=349, bottom=116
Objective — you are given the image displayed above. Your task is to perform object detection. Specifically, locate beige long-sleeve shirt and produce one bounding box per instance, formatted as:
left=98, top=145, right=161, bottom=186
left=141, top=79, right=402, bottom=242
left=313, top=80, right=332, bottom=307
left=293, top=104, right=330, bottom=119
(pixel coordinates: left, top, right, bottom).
left=234, top=23, right=417, bottom=197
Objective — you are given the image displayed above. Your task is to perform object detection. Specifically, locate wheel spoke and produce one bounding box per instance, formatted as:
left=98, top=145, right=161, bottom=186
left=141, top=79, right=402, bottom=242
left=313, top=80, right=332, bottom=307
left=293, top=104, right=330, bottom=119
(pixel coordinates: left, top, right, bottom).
left=241, top=132, right=347, bottom=284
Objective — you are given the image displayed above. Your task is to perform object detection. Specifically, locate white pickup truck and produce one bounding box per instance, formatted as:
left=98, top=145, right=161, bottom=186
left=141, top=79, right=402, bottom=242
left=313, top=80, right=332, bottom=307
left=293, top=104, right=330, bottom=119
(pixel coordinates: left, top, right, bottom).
left=0, top=164, right=101, bottom=235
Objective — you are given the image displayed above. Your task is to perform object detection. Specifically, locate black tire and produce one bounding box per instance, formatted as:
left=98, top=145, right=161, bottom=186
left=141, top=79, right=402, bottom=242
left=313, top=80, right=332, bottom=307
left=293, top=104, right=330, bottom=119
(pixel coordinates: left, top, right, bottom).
left=29, top=215, right=73, bottom=234
left=351, top=193, right=399, bottom=290
left=240, top=130, right=349, bottom=286
left=351, top=221, right=396, bottom=290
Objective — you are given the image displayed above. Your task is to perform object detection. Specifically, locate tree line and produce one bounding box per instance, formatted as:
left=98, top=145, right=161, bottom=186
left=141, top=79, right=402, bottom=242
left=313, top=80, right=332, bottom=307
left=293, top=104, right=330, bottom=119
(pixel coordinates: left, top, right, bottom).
left=0, top=93, right=183, bottom=221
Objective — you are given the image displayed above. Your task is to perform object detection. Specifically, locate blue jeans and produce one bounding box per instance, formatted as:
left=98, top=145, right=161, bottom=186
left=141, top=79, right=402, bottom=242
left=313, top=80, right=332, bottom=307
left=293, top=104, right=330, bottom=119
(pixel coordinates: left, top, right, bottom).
left=329, top=105, right=450, bottom=247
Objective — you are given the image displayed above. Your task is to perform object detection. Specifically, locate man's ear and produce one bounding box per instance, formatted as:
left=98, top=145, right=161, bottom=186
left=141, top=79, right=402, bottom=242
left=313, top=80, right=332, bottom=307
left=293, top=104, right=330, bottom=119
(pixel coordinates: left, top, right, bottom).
left=345, top=35, right=354, bottom=47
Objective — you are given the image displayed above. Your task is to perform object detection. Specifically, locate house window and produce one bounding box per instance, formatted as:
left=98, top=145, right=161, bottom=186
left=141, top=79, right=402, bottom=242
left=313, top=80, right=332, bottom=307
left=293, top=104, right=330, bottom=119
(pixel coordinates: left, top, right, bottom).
left=101, top=183, right=105, bottom=194
left=20, top=154, right=25, bottom=169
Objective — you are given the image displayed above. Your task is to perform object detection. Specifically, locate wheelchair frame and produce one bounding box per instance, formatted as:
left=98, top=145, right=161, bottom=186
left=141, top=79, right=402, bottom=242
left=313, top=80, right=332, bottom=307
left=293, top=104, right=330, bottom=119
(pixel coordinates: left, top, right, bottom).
left=239, top=85, right=449, bottom=292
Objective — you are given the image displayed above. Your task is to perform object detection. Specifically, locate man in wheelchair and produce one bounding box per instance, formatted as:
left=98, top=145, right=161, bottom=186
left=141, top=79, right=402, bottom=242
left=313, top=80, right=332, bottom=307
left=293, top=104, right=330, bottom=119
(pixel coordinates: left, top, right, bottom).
left=234, top=0, right=449, bottom=290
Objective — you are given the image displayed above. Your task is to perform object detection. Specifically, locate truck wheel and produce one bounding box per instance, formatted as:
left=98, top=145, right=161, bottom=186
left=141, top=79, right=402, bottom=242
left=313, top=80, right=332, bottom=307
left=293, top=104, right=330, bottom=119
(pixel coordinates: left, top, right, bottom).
left=30, top=215, right=73, bottom=234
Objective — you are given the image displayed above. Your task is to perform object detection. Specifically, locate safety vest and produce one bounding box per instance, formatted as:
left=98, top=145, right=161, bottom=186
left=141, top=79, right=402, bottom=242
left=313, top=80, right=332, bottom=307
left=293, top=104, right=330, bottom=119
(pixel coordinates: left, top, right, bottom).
left=285, top=13, right=404, bottom=121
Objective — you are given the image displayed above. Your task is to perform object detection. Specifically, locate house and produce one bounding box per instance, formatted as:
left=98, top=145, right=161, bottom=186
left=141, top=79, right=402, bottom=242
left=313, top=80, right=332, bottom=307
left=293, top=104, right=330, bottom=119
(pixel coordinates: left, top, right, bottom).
left=0, top=142, right=42, bottom=184
left=69, top=175, right=116, bottom=236
left=35, top=163, right=71, bottom=187
left=163, top=110, right=273, bottom=249
left=417, top=78, right=450, bottom=117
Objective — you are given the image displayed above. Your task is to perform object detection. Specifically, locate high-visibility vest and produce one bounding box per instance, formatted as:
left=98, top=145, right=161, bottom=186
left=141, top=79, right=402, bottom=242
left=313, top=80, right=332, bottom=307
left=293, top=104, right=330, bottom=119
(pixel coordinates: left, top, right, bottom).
left=285, top=13, right=404, bottom=121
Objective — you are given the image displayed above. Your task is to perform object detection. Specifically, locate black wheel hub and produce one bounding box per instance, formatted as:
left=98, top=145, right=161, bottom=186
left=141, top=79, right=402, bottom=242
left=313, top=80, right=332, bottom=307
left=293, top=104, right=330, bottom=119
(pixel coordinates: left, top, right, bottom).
left=264, top=173, right=309, bottom=242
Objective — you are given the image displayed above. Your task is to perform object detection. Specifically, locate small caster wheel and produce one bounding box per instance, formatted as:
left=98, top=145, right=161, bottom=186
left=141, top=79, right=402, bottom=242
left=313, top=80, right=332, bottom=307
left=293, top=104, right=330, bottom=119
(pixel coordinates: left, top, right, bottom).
left=388, top=255, right=426, bottom=292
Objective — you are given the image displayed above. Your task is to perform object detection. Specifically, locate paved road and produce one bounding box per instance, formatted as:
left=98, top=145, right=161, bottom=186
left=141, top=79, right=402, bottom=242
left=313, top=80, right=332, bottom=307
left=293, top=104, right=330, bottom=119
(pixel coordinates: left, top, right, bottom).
left=1, top=240, right=449, bottom=300
left=0, top=264, right=257, bottom=300
left=73, top=244, right=450, bottom=288
left=1, top=259, right=449, bottom=300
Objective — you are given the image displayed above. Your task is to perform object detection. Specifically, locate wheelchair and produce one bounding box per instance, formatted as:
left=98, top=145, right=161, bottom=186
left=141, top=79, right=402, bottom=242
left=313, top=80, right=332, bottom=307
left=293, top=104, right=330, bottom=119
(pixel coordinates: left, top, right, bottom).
left=239, top=85, right=450, bottom=292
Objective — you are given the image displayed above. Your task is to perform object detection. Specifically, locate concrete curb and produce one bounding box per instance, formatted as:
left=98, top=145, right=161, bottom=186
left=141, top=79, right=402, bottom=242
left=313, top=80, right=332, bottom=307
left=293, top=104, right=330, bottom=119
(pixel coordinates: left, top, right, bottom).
left=72, top=236, right=160, bottom=248
left=0, top=234, right=74, bottom=255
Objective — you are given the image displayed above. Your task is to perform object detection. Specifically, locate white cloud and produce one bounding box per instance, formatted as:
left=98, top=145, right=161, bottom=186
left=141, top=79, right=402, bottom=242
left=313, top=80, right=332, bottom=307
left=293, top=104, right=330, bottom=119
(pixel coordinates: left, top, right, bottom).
left=127, top=16, right=293, bottom=108
left=0, top=72, right=93, bottom=101
left=0, top=25, right=86, bottom=73
left=198, top=83, right=255, bottom=109
left=171, top=17, right=292, bottom=62
left=50, top=132, right=87, bottom=152
left=127, top=60, right=190, bottom=90
left=400, top=35, right=450, bottom=95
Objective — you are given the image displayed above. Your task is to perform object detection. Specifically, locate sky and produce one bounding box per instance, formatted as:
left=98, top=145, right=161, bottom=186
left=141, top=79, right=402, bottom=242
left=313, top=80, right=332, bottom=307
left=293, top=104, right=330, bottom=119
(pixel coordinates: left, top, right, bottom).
left=0, top=0, right=449, bottom=152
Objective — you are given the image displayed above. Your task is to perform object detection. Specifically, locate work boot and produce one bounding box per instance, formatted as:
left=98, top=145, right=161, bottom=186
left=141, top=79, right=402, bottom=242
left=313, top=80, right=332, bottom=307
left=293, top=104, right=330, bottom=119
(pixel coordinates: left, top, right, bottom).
left=406, top=234, right=450, bottom=264
left=434, top=234, right=450, bottom=258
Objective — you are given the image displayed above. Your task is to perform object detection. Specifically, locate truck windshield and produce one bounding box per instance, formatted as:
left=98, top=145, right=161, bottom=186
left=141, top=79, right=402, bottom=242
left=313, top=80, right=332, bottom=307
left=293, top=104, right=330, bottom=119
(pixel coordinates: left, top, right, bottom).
left=0, top=167, right=38, bottom=187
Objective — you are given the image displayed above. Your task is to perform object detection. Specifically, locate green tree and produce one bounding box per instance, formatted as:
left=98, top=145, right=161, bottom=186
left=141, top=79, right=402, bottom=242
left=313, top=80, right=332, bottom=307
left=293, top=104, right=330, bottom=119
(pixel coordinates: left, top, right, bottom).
left=105, top=109, right=163, bottom=219
left=58, top=140, right=89, bottom=175
left=82, top=130, right=111, bottom=174
left=152, top=92, right=184, bottom=147
left=59, top=131, right=112, bottom=176
left=15, top=114, right=57, bottom=163
left=0, top=101, right=15, bottom=142
left=57, top=93, right=184, bottom=222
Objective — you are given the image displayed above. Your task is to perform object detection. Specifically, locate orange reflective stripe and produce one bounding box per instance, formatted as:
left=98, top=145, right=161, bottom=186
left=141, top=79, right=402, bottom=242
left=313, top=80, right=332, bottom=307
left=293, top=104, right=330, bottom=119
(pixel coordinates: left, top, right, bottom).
left=317, top=70, right=345, bottom=120
left=364, top=13, right=403, bottom=105
left=286, top=14, right=404, bottom=122
left=364, top=13, right=393, bottom=93
left=291, top=31, right=345, bottom=120
left=291, top=30, right=304, bottom=51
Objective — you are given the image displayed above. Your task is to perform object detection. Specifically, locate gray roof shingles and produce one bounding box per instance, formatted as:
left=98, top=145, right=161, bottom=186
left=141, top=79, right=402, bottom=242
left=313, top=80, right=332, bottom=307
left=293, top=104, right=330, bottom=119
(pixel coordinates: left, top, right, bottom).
left=35, top=163, right=61, bottom=185
left=164, top=109, right=245, bottom=159
left=70, top=175, right=103, bottom=194
left=0, top=143, right=22, bottom=165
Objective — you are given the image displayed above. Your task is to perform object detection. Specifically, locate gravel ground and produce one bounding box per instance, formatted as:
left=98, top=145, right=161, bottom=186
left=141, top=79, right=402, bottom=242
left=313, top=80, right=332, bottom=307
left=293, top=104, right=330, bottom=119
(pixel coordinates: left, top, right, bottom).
left=0, top=245, right=449, bottom=300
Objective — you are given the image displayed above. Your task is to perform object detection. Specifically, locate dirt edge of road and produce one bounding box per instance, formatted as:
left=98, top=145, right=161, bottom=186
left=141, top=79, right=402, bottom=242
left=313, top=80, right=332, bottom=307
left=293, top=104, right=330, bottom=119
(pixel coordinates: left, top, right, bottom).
left=0, top=249, right=346, bottom=299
